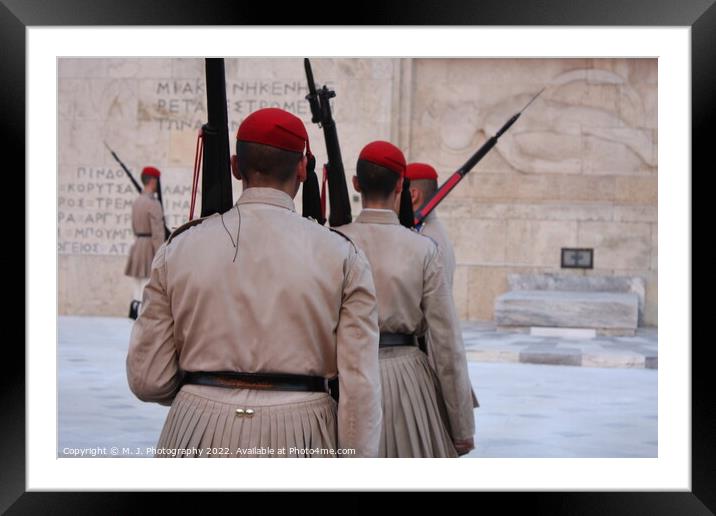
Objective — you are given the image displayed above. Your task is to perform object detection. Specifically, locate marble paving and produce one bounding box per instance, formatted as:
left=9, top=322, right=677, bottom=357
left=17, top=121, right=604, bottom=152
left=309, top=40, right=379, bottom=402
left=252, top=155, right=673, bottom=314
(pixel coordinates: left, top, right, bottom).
left=465, top=361, right=657, bottom=458
left=58, top=316, right=657, bottom=458
left=58, top=316, right=170, bottom=457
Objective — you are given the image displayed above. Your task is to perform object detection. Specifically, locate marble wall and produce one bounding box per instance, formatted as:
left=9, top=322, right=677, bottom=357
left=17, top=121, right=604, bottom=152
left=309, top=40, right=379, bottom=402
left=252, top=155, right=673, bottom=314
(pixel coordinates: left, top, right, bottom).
left=58, top=58, right=657, bottom=325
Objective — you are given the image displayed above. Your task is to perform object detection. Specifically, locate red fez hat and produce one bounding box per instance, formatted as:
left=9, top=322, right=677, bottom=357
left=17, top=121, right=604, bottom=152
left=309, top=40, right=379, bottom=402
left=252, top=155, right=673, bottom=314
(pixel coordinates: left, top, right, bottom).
left=405, top=162, right=438, bottom=181
left=237, top=108, right=311, bottom=157
left=358, top=141, right=406, bottom=176
left=141, top=166, right=161, bottom=178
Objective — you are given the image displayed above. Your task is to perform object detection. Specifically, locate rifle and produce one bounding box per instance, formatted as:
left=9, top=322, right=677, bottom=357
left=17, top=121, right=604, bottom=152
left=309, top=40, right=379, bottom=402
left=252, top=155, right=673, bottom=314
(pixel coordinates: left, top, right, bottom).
left=413, top=88, right=544, bottom=228
left=104, top=141, right=171, bottom=239
left=200, top=58, right=233, bottom=217
left=304, top=58, right=352, bottom=227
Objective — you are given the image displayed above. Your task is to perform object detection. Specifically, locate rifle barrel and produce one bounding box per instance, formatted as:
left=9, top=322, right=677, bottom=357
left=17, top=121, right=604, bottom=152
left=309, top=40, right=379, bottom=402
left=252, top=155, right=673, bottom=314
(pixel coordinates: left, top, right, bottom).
left=304, top=58, right=317, bottom=96
left=104, top=141, right=142, bottom=193
left=520, top=87, right=545, bottom=112
left=304, top=59, right=321, bottom=125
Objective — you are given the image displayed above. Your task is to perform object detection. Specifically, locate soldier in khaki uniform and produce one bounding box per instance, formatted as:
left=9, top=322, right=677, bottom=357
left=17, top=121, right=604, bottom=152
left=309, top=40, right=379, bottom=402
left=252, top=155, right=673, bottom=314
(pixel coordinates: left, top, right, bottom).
left=126, top=108, right=382, bottom=458
left=405, top=163, right=456, bottom=287
left=124, top=166, right=166, bottom=319
left=340, top=141, right=475, bottom=457
left=406, top=162, right=480, bottom=410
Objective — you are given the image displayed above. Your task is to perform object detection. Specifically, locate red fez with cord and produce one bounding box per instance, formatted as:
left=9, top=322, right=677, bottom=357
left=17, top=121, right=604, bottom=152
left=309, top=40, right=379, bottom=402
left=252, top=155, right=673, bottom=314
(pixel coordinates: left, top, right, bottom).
left=405, top=162, right=438, bottom=181
left=237, top=108, right=311, bottom=157
left=358, top=141, right=406, bottom=176
left=141, top=166, right=161, bottom=178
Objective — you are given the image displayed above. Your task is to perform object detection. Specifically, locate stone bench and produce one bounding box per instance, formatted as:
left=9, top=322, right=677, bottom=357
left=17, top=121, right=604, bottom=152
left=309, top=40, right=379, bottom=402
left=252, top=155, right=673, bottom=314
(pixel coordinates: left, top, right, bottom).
left=494, top=274, right=645, bottom=336
left=495, top=290, right=639, bottom=335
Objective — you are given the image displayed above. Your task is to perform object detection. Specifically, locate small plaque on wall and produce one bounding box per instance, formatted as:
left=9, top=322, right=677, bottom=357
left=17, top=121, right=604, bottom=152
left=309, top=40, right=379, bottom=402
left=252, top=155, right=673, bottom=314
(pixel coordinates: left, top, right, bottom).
left=561, top=248, right=594, bottom=269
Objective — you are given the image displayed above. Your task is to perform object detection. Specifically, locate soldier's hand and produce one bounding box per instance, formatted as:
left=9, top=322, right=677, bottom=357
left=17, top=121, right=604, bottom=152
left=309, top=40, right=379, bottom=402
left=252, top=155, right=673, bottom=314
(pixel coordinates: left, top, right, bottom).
left=453, top=437, right=475, bottom=456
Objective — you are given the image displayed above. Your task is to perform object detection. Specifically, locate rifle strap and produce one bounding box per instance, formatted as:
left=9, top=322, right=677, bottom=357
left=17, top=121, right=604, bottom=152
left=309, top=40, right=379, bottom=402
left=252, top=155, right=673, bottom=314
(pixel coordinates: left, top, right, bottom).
left=189, top=128, right=205, bottom=221
left=320, top=164, right=328, bottom=222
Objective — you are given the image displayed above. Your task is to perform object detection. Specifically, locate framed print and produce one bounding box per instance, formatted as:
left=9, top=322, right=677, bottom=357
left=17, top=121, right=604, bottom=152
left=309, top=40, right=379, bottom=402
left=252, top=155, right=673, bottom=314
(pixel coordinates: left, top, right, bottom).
left=7, top=0, right=710, bottom=511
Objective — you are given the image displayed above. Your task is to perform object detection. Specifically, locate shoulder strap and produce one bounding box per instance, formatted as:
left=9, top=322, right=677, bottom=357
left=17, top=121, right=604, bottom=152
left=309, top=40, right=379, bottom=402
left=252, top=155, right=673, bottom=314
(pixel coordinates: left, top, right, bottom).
left=167, top=216, right=211, bottom=244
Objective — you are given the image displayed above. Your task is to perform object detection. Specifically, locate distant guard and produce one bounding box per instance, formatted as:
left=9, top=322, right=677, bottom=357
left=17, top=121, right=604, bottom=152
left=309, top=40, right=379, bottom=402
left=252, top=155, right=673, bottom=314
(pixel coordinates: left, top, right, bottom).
left=125, top=166, right=165, bottom=319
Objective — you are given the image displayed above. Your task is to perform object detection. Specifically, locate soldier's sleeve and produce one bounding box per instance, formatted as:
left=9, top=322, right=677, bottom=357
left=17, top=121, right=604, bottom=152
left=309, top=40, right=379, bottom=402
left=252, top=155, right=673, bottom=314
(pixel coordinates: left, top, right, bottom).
left=421, top=244, right=475, bottom=441
left=425, top=245, right=479, bottom=409
left=126, top=244, right=182, bottom=406
left=149, top=200, right=166, bottom=254
left=335, top=245, right=382, bottom=458
left=445, top=246, right=456, bottom=290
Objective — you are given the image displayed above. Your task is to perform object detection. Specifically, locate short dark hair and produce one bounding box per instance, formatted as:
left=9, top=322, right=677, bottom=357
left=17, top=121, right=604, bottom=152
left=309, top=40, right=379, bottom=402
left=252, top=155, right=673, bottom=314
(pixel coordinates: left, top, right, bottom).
left=236, top=140, right=302, bottom=183
left=410, top=178, right=438, bottom=197
left=140, top=173, right=156, bottom=186
left=356, top=159, right=399, bottom=200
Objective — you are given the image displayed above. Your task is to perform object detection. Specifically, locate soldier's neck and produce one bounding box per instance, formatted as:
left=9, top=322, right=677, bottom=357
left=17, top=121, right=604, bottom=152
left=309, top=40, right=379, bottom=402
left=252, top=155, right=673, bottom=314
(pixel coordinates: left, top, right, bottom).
left=362, top=196, right=397, bottom=211
left=243, top=180, right=297, bottom=199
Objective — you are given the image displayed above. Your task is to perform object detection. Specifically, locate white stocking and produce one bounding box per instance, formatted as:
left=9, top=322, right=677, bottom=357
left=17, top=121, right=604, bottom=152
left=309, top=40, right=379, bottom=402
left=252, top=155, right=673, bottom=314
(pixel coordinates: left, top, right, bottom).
left=132, top=277, right=150, bottom=302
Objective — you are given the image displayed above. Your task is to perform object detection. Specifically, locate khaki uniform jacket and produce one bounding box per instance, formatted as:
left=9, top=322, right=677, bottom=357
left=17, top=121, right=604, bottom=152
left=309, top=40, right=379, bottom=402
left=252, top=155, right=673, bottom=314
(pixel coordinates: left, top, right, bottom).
left=339, top=209, right=475, bottom=441
left=419, top=212, right=455, bottom=288
left=420, top=212, right=479, bottom=409
left=124, top=192, right=165, bottom=279
left=126, top=187, right=382, bottom=457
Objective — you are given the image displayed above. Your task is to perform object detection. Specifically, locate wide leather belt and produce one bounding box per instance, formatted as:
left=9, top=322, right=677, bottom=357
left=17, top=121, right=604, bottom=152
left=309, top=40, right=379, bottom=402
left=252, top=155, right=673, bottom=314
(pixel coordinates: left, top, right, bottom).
left=379, top=332, right=416, bottom=348
left=183, top=371, right=331, bottom=393
left=134, top=233, right=152, bottom=237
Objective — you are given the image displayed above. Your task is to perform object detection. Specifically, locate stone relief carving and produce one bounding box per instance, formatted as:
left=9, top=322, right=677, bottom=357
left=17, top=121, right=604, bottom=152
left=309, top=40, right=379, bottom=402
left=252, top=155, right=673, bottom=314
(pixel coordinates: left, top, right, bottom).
left=435, top=69, right=656, bottom=174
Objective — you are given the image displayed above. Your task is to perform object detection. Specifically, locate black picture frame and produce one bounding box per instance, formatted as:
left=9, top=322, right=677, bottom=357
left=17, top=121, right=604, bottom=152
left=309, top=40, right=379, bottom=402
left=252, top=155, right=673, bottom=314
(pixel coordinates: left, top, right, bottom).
left=561, top=248, right=594, bottom=269
left=7, top=0, right=709, bottom=511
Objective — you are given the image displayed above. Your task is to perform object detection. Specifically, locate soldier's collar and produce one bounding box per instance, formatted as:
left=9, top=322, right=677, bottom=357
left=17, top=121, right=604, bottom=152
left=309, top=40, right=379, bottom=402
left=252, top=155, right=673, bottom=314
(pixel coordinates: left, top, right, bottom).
left=236, top=187, right=296, bottom=212
left=355, top=209, right=399, bottom=225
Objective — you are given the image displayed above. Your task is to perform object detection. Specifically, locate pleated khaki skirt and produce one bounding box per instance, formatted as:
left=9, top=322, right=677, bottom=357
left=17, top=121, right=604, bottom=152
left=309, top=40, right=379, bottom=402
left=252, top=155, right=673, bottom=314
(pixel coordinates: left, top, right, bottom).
left=124, top=238, right=155, bottom=279
left=379, top=346, right=458, bottom=458
left=155, top=384, right=338, bottom=458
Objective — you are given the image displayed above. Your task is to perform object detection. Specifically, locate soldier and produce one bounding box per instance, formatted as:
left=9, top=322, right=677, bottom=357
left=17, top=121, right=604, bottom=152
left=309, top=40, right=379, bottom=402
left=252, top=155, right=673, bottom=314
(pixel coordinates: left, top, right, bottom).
left=340, top=141, right=475, bottom=457
left=124, top=166, right=166, bottom=319
left=406, top=162, right=480, bottom=410
left=126, top=108, right=382, bottom=458
left=405, top=163, right=456, bottom=287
